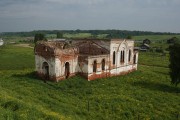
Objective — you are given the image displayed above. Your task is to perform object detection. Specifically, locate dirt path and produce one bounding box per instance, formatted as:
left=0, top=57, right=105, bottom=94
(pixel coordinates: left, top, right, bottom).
left=14, top=44, right=34, bottom=49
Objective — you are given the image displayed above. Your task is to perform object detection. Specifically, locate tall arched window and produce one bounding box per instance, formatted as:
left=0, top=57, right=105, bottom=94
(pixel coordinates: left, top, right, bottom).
left=123, top=50, right=125, bottom=62
left=133, top=54, right=136, bottom=64
left=93, top=60, right=97, bottom=72
left=120, top=51, right=123, bottom=63
left=128, top=50, right=131, bottom=62
left=102, top=59, right=105, bottom=71
left=65, top=62, right=70, bottom=79
left=113, top=51, right=116, bottom=65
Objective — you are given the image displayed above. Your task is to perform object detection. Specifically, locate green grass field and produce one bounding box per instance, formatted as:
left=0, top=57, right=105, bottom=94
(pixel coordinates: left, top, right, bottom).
left=64, top=33, right=92, bottom=39
left=0, top=43, right=179, bottom=120
left=46, top=33, right=180, bottom=40
left=45, top=33, right=108, bottom=39
left=133, top=35, right=180, bottom=41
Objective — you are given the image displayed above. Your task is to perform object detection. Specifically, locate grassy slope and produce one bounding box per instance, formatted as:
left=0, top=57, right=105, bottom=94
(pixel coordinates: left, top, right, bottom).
left=138, top=52, right=169, bottom=68
left=0, top=45, right=34, bottom=70
left=0, top=45, right=179, bottom=120
left=133, top=35, right=180, bottom=41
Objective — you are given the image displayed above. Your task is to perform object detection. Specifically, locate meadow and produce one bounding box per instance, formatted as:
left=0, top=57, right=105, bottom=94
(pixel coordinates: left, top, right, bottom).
left=133, top=35, right=180, bottom=42
left=0, top=39, right=180, bottom=119
left=45, top=33, right=108, bottom=39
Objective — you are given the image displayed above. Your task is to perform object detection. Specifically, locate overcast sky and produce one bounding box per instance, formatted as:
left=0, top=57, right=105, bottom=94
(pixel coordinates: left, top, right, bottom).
left=0, top=0, right=180, bottom=33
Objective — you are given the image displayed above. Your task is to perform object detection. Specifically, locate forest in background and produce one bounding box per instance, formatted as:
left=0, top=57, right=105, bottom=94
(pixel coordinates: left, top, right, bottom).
left=1, top=30, right=180, bottom=38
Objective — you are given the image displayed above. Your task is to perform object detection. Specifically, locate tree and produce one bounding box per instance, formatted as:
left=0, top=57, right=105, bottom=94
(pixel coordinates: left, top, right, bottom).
left=34, top=33, right=45, bottom=43
left=126, top=35, right=132, bottom=39
left=106, top=34, right=112, bottom=39
left=143, top=39, right=151, bottom=44
left=57, top=32, right=63, bottom=38
left=169, top=41, right=180, bottom=86
left=167, top=37, right=179, bottom=44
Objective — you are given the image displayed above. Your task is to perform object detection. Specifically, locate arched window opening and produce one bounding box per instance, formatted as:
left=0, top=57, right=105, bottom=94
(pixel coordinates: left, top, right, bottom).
left=120, top=51, right=123, bottom=63
left=123, top=50, right=125, bottom=63
left=102, top=59, right=105, bottom=71
left=113, top=51, right=116, bottom=65
left=128, top=50, right=131, bottom=62
left=42, top=62, right=49, bottom=79
left=65, top=62, right=70, bottom=79
left=133, top=54, right=136, bottom=64
left=93, top=60, right=97, bottom=73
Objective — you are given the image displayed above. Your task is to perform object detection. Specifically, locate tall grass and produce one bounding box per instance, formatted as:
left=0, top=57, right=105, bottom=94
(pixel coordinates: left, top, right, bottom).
left=138, top=52, right=169, bottom=68
left=0, top=44, right=179, bottom=119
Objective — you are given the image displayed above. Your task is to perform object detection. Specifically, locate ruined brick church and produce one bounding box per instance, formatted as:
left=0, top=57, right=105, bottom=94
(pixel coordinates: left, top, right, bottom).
left=34, top=39, right=138, bottom=81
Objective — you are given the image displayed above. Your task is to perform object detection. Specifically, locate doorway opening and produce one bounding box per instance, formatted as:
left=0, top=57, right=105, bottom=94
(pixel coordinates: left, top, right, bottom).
left=93, top=60, right=97, bottom=73
left=42, top=62, right=49, bottom=79
left=65, top=62, right=70, bottom=79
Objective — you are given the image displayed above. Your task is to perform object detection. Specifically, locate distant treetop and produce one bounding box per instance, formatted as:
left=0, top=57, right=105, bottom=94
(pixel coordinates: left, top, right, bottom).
left=143, top=39, right=151, bottom=44
left=1, top=30, right=180, bottom=38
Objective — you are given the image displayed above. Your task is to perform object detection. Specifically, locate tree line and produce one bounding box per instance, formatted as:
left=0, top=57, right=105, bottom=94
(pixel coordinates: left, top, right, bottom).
left=1, top=30, right=179, bottom=38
